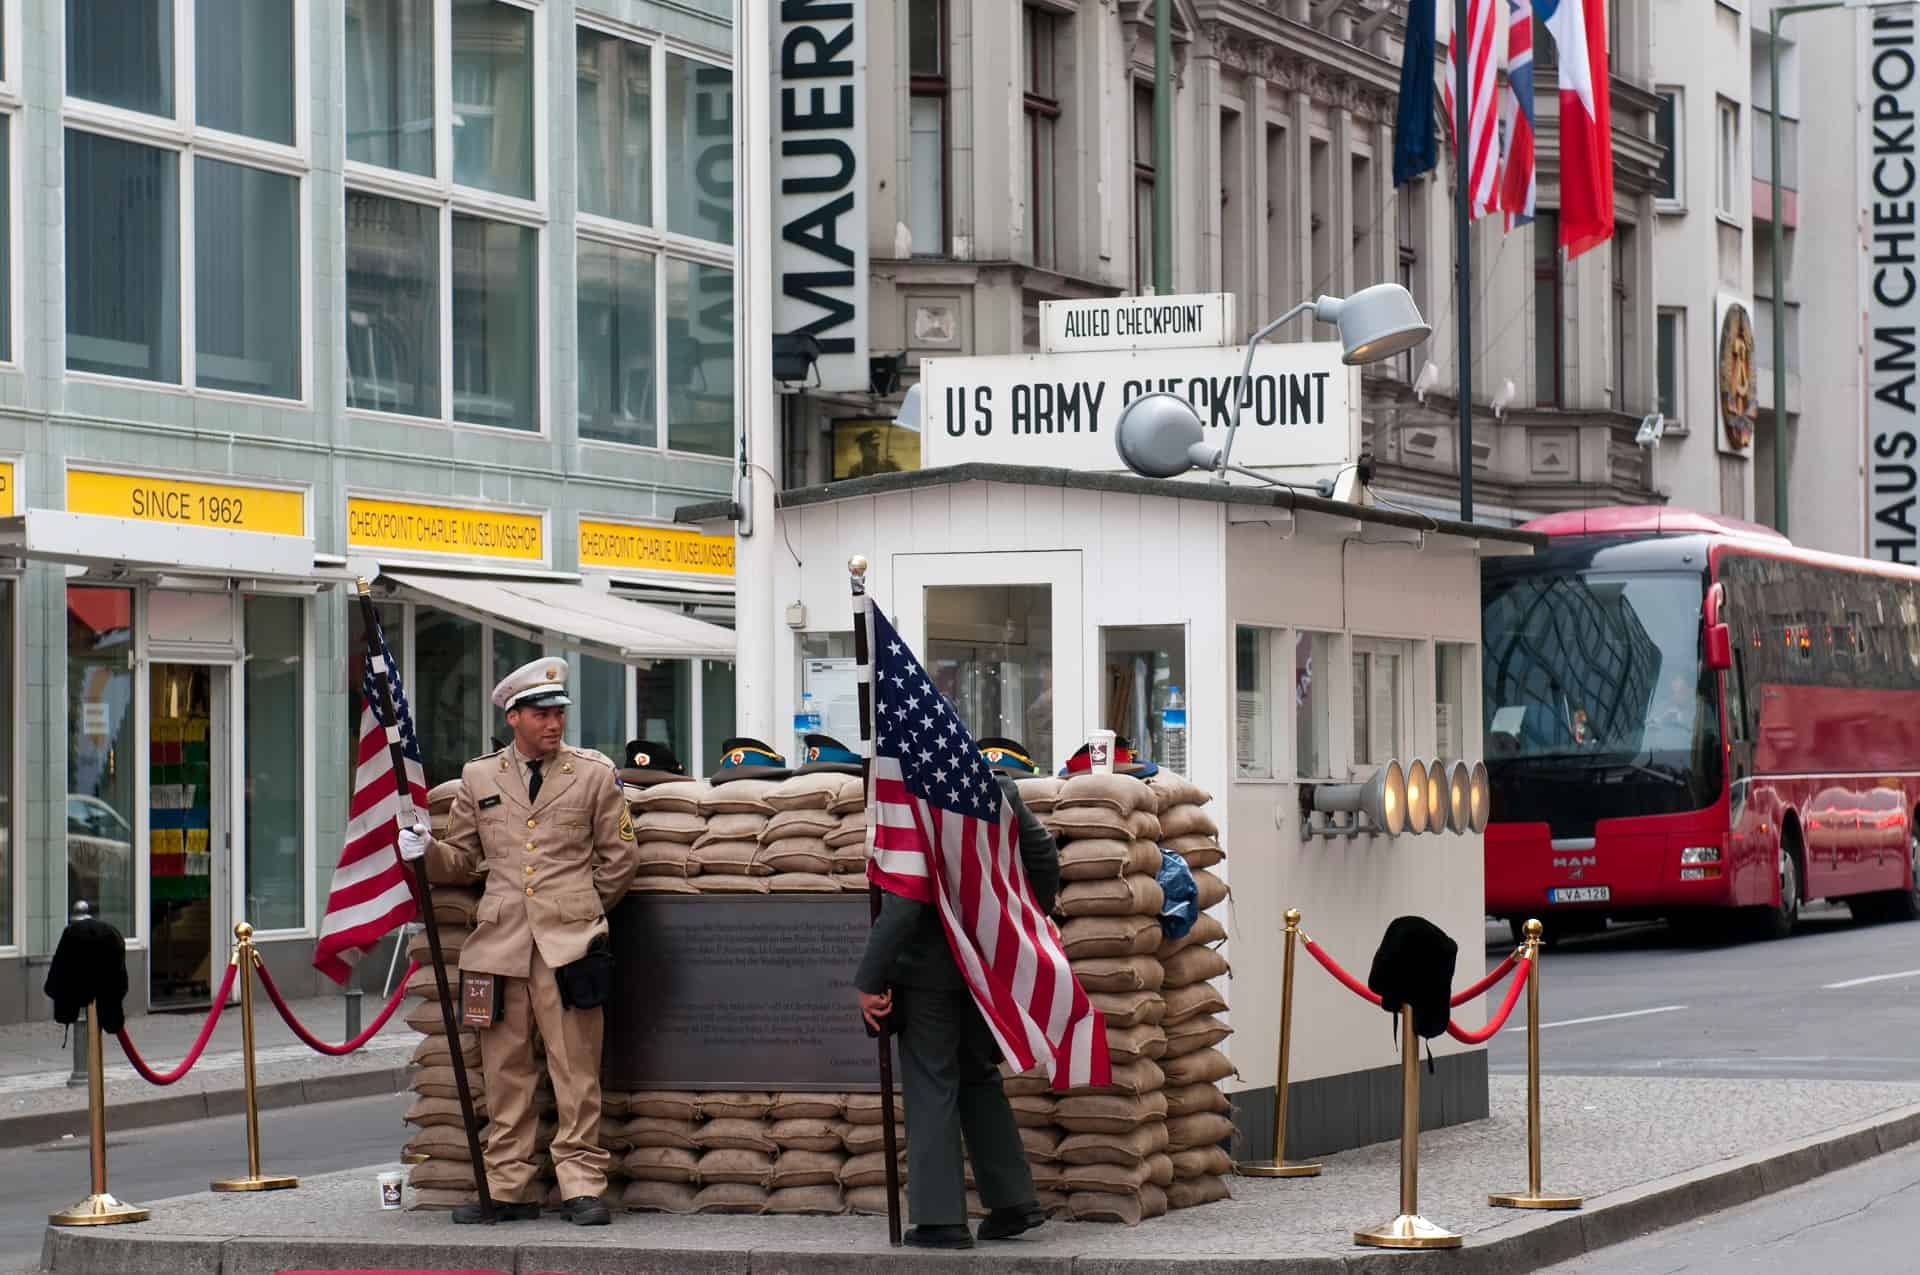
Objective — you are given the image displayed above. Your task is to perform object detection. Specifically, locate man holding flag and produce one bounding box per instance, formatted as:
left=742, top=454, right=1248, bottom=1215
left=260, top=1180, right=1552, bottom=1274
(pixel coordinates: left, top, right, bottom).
left=853, top=598, right=1105, bottom=1248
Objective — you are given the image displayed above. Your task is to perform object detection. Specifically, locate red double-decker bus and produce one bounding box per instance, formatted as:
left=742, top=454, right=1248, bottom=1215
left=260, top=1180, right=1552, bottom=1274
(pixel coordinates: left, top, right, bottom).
left=1481, top=507, right=1920, bottom=942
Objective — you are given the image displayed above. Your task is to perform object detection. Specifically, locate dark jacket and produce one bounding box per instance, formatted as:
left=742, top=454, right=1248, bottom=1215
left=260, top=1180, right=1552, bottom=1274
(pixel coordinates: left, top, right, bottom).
left=44, top=916, right=130, bottom=1034
left=854, top=776, right=1059, bottom=993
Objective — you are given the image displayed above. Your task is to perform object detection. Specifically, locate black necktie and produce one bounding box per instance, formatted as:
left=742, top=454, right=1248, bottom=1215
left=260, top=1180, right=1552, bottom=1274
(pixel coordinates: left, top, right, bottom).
left=527, top=758, right=543, bottom=803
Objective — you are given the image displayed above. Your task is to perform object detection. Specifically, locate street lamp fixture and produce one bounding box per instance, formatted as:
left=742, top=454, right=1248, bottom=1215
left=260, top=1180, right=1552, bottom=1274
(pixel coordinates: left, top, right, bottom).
left=1112, top=283, right=1430, bottom=487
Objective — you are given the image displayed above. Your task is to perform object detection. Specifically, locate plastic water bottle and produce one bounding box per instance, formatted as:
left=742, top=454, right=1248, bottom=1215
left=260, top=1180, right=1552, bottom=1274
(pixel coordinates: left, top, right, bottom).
left=1162, top=685, right=1189, bottom=776
left=794, top=692, right=822, bottom=757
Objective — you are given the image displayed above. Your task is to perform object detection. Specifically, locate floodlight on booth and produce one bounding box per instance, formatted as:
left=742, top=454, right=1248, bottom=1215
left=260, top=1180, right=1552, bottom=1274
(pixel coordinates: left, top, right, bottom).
left=1446, top=761, right=1472, bottom=834
left=1468, top=761, right=1490, bottom=833
left=1302, top=760, right=1407, bottom=838
left=1404, top=759, right=1430, bottom=835
left=1422, top=761, right=1446, bottom=836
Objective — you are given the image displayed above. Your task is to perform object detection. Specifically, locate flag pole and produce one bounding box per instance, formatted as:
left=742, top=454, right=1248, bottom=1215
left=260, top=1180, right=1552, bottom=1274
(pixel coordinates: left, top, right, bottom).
left=1454, top=0, right=1476, bottom=523
left=355, top=581, right=493, bottom=1223
left=850, top=554, right=903, bottom=1247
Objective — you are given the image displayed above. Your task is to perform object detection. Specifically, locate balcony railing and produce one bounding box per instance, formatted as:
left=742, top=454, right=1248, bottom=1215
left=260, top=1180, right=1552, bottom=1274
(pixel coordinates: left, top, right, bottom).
left=1754, top=108, right=1799, bottom=192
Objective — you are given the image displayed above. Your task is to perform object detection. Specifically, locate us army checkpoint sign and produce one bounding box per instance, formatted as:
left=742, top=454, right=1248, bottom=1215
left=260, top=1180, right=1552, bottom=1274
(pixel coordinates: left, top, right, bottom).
left=918, top=340, right=1360, bottom=474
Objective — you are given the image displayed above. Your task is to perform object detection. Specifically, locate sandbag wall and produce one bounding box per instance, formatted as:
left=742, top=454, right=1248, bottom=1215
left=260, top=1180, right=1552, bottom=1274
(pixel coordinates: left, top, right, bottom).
left=399, top=769, right=1235, bottom=1223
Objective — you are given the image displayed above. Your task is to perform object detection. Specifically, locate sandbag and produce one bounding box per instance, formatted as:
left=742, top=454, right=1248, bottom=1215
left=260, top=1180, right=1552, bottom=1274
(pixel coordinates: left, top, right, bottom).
left=1167, top=1175, right=1231, bottom=1208
left=823, top=813, right=868, bottom=847
left=769, top=872, right=841, bottom=893
left=691, top=873, right=772, bottom=894
left=700, top=1092, right=773, bottom=1119
left=694, top=1117, right=778, bottom=1153
left=1164, top=1082, right=1233, bottom=1119
left=624, top=1146, right=700, bottom=1183
left=1058, top=876, right=1165, bottom=919
left=635, top=811, right=705, bottom=844
left=635, top=841, right=696, bottom=877
left=692, top=1182, right=768, bottom=1214
left=632, top=780, right=709, bottom=814
left=634, top=877, right=698, bottom=894
left=405, top=1095, right=489, bottom=1127
left=629, top=1092, right=702, bottom=1120
left=1159, top=913, right=1228, bottom=961
left=1105, top=1021, right=1169, bottom=1065
left=1144, top=1152, right=1176, bottom=1188
left=1088, top=990, right=1166, bottom=1029
left=689, top=841, right=769, bottom=876
left=1160, top=805, right=1220, bottom=839
left=1019, top=1125, right=1062, bottom=1162
left=764, top=1184, right=846, bottom=1214
left=696, top=1148, right=774, bottom=1185
left=429, top=888, right=481, bottom=927
left=1054, top=1090, right=1169, bottom=1135
left=1008, top=1094, right=1057, bottom=1129
left=700, top=781, right=780, bottom=816
left=623, top=1116, right=701, bottom=1149
left=1164, top=1014, right=1232, bottom=1058
left=1058, top=1159, right=1151, bottom=1194
left=624, top=1179, right=699, bottom=1213
left=1057, top=838, right=1132, bottom=882
left=1163, top=834, right=1224, bottom=871
left=833, top=871, right=869, bottom=891
left=764, top=773, right=847, bottom=813
left=1127, top=839, right=1167, bottom=876
left=1002, top=1066, right=1052, bottom=1097
left=840, top=1150, right=908, bottom=1188
left=1147, top=776, right=1214, bottom=808
left=1015, top=777, right=1063, bottom=812
left=1066, top=1185, right=1167, bottom=1225
left=408, top=1159, right=477, bottom=1190
left=1058, top=773, right=1149, bottom=814
left=1170, top=1146, right=1234, bottom=1178
left=1062, top=914, right=1164, bottom=959
left=763, top=807, right=840, bottom=840
left=1072, top=956, right=1164, bottom=994
left=1191, top=867, right=1229, bottom=911
left=1163, top=945, right=1230, bottom=987
left=1048, top=808, right=1133, bottom=842
left=702, top=811, right=770, bottom=841
left=770, top=1092, right=846, bottom=1120
left=410, top=1066, right=478, bottom=1100
left=1162, top=1047, right=1236, bottom=1088
left=1127, top=810, right=1164, bottom=842
left=758, top=837, right=832, bottom=875
left=1059, top=1058, right=1166, bottom=1097
left=768, top=1117, right=850, bottom=1152
left=410, top=1033, right=478, bottom=1067
left=1162, top=981, right=1229, bottom=1024
left=1057, top=1122, right=1169, bottom=1166
left=403, top=1125, right=476, bottom=1161
left=827, top=776, right=867, bottom=814
left=769, top=1149, right=846, bottom=1188
left=1165, top=1112, right=1236, bottom=1152
left=845, top=1093, right=906, bottom=1125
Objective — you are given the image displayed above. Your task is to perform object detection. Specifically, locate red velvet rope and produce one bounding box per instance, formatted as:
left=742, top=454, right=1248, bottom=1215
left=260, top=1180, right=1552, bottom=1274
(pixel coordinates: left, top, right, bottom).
left=115, top=960, right=240, bottom=1085
left=1445, top=957, right=1533, bottom=1045
left=1302, top=937, right=1384, bottom=1006
left=1452, top=951, right=1521, bottom=1007
left=253, top=959, right=421, bottom=1057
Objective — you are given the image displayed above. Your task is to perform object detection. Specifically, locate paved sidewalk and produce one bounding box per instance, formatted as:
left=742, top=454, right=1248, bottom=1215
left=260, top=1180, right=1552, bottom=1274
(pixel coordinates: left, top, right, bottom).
left=0, top=985, right=421, bottom=1149
left=35, top=1074, right=1920, bottom=1274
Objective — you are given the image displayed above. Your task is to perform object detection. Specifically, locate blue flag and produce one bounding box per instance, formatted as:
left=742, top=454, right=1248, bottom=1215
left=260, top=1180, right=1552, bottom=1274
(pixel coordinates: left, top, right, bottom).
left=1394, top=0, right=1439, bottom=187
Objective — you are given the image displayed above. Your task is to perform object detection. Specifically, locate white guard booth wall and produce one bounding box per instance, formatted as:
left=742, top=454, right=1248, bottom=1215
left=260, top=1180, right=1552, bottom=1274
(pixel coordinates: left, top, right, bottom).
left=740, top=462, right=1541, bottom=1159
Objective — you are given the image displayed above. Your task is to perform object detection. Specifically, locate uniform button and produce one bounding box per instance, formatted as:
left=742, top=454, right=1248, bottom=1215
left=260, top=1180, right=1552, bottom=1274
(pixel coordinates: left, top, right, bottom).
left=525, top=886, right=535, bottom=896
left=525, top=841, right=535, bottom=851
left=524, top=864, right=534, bottom=876
left=527, top=818, right=537, bottom=829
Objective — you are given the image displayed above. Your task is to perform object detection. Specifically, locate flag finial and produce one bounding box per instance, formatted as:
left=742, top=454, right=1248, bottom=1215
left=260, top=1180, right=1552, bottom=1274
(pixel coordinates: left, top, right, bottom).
left=848, top=554, right=869, bottom=579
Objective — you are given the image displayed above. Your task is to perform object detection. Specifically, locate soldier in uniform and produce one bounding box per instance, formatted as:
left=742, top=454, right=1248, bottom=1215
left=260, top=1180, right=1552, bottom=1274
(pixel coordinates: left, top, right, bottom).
left=853, top=736, right=1060, bottom=1249
left=399, top=658, right=638, bottom=1226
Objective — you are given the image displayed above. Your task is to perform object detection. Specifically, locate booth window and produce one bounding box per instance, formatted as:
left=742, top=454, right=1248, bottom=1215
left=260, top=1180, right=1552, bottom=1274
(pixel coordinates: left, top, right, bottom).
left=244, top=595, right=305, bottom=932
left=412, top=607, right=484, bottom=784
left=578, top=654, right=628, bottom=764
left=0, top=579, right=12, bottom=946
left=1235, top=626, right=1274, bottom=780
left=67, top=585, right=137, bottom=937
left=798, top=634, right=859, bottom=761
left=700, top=659, right=737, bottom=773
left=1102, top=625, right=1187, bottom=774
left=927, top=586, right=1053, bottom=769
left=637, top=660, right=693, bottom=766
left=1294, top=630, right=1334, bottom=780
left=1352, top=638, right=1407, bottom=769
left=1435, top=641, right=1473, bottom=762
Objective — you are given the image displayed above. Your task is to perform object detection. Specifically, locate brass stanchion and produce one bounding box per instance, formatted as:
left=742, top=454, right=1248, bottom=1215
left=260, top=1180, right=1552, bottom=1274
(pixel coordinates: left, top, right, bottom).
left=1236, top=909, right=1321, bottom=1178
left=49, top=998, right=150, bottom=1226
left=1353, top=1005, right=1460, bottom=1249
left=1489, top=919, right=1583, bottom=1210
left=211, top=924, right=298, bottom=1192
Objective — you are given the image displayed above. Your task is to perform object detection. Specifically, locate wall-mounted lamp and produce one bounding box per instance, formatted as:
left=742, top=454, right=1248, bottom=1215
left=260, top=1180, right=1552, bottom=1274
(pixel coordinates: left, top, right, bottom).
left=1491, top=378, right=1515, bottom=420
left=1301, top=760, right=1407, bottom=838
left=772, top=332, right=823, bottom=386
left=1299, top=757, right=1488, bottom=840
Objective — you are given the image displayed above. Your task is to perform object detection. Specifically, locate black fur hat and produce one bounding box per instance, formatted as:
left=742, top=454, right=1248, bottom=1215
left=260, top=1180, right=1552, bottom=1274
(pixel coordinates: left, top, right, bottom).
left=1366, top=915, right=1458, bottom=1041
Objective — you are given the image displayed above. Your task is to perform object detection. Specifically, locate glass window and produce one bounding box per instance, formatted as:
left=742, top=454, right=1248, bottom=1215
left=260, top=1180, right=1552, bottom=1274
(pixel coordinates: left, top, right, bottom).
left=907, top=0, right=946, bottom=257
left=1657, top=308, right=1683, bottom=424
left=0, top=118, right=10, bottom=365
left=577, top=27, right=651, bottom=226
left=1235, top=626, right=1274, bottom=780
left=1134, top=84, right=1155, bottom=291
left=345, top=0, right=436, bottom=176
left=1654, top=89, right=1679, bottom=204
left=346, top=192, right=441, bottom=417
left=1436, top=642, right=1471, bottom=763
left=1352, top=641, right=1404, bottom=768
left=196, top=0, right=296, bottom=144
left=926, top=585, right=1053, bottom=769
left=700, top=658, right=737, bottom=777
left=67, top=586, right=137, bottom=937
left=67, top=0, right=174, bottom=117
left=578, top=655, right=628, bottom=764
left=636, top=660, right=693, bottom=765
left=1101, top=625, right=1187, bottom=774
left=195, top=158, right=300, bottom=398
left=666, top=258, right=734, bottom=456
left=452, top=0, right=535, bottom=199
left=1717, top=97, right=1738, bottom=214
left=451, top=215, right=537, bottom=430
left=1024, top=7, right=1060, bottom=270
left=577, top=240, right=657, bottom=447
left=1534, top=210, right=1561, bottom=407
left=243, top=595, right=305, bottom=931
left=1295, top=630, right=1332, bottom=780
left=666, top=55, right=733, bottom=245
left=66, top=132, right=182, bottom=383
left=414, top=607, right=483, bottom=784
left=0, top=580, right=11, bottom=946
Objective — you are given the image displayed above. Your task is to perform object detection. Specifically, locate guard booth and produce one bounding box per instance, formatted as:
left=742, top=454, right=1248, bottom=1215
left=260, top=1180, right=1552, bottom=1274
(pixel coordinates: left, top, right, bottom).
left=730, top=461, right=1537, bottom=1156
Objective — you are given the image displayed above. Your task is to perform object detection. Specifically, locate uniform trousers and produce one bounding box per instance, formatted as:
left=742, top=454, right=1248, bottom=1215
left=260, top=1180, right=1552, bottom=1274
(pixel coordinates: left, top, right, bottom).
left=897, top=985, right=1036, bottom=1226
left=478, top=947, right=608, bottom=1202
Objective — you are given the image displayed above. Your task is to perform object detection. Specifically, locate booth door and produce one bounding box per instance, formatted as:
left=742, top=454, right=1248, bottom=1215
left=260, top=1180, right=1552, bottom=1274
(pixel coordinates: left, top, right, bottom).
left=893, top=552, right=1084, bottom=776
left=148, top=662, right=231, bottom=1010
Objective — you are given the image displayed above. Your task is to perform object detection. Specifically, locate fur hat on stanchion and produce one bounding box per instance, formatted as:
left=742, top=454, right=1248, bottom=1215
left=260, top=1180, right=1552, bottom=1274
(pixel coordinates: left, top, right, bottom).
left=1366, top=916, right=1457, bottom=1044
left=44, top=906, right=131, bottom=1034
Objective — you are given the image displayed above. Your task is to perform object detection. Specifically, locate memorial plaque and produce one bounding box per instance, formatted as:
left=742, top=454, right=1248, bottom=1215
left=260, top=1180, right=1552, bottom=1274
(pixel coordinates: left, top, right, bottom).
left=603, top=894, right=894, bottom=1092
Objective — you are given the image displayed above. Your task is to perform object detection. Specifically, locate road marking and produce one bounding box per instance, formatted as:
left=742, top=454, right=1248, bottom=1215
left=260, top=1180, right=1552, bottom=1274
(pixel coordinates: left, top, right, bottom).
left=1822, top=968, right=1920, bottom=990
left=1508, top=1005, right=1688, bottom=1033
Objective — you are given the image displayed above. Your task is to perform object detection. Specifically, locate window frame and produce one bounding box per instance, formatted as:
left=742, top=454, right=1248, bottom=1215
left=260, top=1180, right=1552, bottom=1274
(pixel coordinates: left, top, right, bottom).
left=343, top=0, right=550, bottom=438
left=237, top=590, right=316, bottom=940
left=907, top=0, right=950, bottom=259
left=0, top=1, right=19, bottom=372
left=1023, top=5, right=1062, bottom=272
left=1292, top=627, right=1339, bottom=783
left=0, top=564, right=18, bottom=954
left=60, top=0, right=313, bottom=405
left=1534, top=210, right=1563, bottom=407
left=1233, top=623, right=1283, bottom=782
left=1716, top=95, right=1740, bottom=219
left=572, top=14, right=736, bottom=458
left=1349, top=635, right=1412, bottom=777
left=1654, top=87, right=1682, bottom=211
left=1656, top=305, right=1685, bottom=428
left=1132, top=79, right=1156, bottom=293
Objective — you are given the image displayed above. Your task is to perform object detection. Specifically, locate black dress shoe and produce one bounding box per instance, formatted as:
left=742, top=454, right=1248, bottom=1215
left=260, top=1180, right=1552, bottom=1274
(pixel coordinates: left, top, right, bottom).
left=561, top=1195, right=611, bottom=1226
left=451, top=1199, right=540, bottom=1224
left=977, top=1204, right=1046, bottom=1241
left=904, top=1224, right=976, bottom=1249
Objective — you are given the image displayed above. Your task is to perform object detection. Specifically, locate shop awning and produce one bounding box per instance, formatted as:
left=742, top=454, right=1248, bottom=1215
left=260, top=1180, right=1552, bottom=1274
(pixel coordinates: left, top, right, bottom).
left=0, top=510, right=359, bottom=586
left=383, top=571, right=736, bottom=662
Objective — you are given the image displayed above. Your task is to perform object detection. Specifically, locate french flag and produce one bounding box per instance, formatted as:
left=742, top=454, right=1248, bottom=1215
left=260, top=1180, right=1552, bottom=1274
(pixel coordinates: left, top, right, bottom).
left=1499, top=0, right=1537, bottom=232
left=1538, top=0, right=1615, bottom=258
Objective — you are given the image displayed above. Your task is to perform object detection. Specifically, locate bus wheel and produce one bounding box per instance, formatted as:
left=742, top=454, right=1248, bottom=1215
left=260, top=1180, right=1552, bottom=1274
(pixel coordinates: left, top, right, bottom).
left=1756, top=843, right=1802, bottom=941
left=1856, top=832, right=1920, bottom=925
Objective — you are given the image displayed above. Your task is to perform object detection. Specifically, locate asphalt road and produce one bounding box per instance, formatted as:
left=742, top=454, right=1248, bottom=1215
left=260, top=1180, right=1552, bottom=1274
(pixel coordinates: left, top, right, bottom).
left=1535, top=1136, right=1920, bottom=1273
left=1, top=1091, right=408, bottom=1270
left=1482, top=902, right=1920, bottom=1082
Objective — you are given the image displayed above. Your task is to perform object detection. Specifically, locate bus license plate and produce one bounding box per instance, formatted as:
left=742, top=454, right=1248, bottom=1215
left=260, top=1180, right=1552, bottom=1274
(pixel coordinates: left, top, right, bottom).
left=1549, top=887, right=1610, bottom=903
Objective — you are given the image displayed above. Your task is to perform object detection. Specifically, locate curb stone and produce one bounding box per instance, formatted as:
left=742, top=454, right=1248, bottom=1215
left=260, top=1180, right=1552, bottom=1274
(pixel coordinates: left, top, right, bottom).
left=1, top=1068, right=410, bottom=1151
left=37, top=1101, right=1920, bottom=1275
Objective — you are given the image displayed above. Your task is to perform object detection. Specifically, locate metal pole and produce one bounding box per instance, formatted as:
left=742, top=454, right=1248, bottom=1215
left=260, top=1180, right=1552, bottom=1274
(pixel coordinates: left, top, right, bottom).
left=1489, top=919, right=1582, bottom=1209
left=67, top=901, right=91, bottom=1088
left=1454, top=0, right=1475, bottom=523
left=1353, top=1006, right=1460, bottom=1248
left=48, top=999, right=149, bottom=1226
left=1770, top=8, right=1789, bottom=537
left=211, top=924, right=296, bottom=1192
left=1153, top=0, right=1173, bottom=294
left=1235, top=909, right=1321, bottom=1177
left=343, top=963, right=364, bottom=1043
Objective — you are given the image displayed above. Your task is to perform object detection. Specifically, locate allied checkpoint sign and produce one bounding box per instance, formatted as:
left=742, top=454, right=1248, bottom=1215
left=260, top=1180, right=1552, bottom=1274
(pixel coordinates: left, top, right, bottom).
left=1864, top=6, right=1920, bottom=564
left=918, top=336, right=1362, bottom=475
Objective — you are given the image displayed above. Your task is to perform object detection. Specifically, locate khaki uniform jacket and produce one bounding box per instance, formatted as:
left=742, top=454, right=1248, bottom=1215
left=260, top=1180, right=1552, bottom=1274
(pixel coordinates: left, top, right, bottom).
left=427, top=744, right=638, bottom=978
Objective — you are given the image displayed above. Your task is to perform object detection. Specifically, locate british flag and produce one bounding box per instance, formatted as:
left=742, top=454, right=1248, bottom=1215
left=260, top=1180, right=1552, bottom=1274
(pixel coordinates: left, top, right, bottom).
left=1500, top=0, right=1538, bottom=231
left=313, top=622, right=428, bottom=984
left=1443, top=0, right=1503, bottom=221
left=860, top=597, right=1110, bottom=1089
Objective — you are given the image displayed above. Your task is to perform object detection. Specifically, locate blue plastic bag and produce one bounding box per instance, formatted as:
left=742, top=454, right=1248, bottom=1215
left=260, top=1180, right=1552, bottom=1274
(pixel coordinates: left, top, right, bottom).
left=1157, top=849, right=1199, bottom=940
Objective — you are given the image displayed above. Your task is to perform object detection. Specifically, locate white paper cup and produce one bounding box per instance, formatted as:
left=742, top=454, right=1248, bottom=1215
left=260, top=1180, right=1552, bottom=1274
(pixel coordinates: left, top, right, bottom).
left=1087, top=730, right=1116, bottom=775
left=378, top=1170, right=405, bottom=1210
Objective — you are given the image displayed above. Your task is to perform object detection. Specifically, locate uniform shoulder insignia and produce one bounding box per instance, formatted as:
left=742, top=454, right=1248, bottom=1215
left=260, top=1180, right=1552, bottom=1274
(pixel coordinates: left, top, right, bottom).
left=570, top=745, right=617, bottom=771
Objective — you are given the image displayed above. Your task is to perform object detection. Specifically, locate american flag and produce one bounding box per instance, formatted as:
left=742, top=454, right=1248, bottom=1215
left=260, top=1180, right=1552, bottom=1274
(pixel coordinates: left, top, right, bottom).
left=313, top=621, right=428, bottom=984
left=1500, top=0, right=1538, bottom=231
left=860, top=598, right=1110, bottom=1089
left=1443, top=0, right=1502, bottom=221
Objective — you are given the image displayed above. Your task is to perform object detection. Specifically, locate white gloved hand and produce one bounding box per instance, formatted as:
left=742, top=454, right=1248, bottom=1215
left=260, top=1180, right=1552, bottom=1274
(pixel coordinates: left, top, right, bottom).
left=397, top=823, right=431, bottom=862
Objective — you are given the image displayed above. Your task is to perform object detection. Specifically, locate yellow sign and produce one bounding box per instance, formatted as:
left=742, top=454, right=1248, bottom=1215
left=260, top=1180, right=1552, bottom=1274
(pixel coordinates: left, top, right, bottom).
left=66, top=467, right=305, bottom=536
left=578, top=518, right=735, bottom=577
left=348, top=496, right=545, bottom=561
left=0, top=460, right=13, bottom=517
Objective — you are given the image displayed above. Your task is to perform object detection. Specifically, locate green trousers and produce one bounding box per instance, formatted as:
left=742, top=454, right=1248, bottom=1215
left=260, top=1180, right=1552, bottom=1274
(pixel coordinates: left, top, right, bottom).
left=896, top=984, right=1037, bottom=1226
